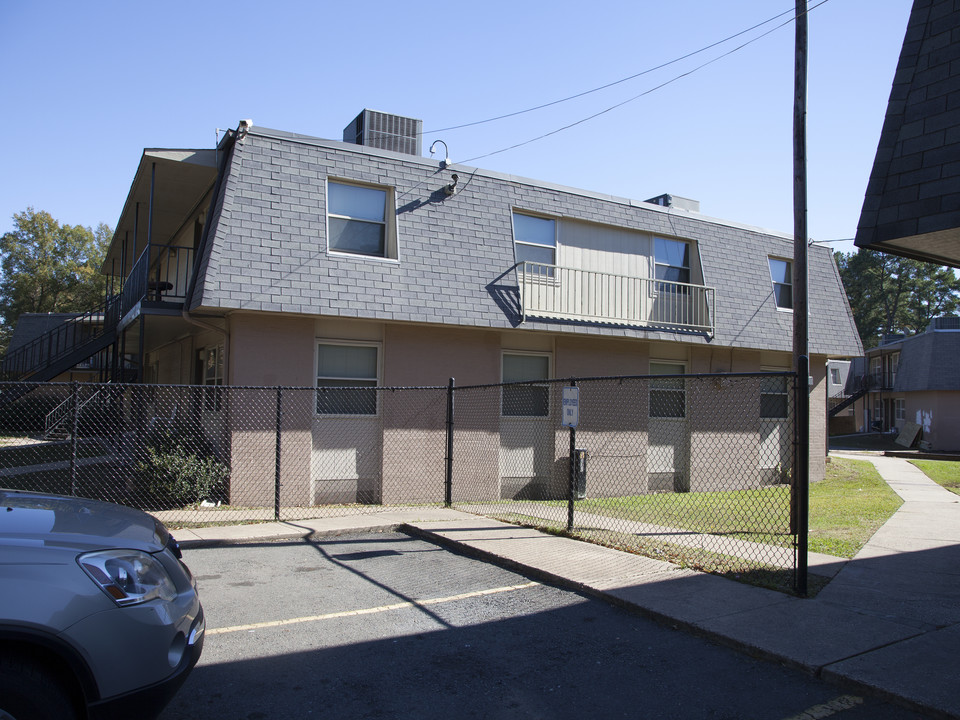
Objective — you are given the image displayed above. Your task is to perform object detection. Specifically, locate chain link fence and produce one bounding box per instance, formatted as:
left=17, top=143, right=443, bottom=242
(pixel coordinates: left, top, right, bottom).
left=0, top=373, right=797, bottom=585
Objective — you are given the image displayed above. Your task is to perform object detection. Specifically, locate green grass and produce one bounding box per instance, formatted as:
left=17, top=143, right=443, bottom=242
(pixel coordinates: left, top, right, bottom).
left=558, top=486, right=791, bottom=537
left=909, top=459, right=960, bottom=496
left=536, top=457, right=901, bottom=562
left=809, top=458, right=902, bottom=558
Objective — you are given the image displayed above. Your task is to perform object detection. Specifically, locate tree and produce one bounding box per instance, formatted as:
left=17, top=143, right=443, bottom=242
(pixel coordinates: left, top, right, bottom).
left=0, top=208, right=112, bottom=352
left=835, top=249, right=960, bottom=349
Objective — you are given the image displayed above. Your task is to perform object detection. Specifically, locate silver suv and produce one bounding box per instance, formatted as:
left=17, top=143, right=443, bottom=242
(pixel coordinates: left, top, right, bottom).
left=0, top=489, right=204, bottom=720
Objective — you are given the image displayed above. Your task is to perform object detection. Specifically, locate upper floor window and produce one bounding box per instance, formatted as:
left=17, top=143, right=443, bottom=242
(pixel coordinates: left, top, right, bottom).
left=328, top=181, right=396, bottom=258
left=768, top=258, right=793, bottom=309
left=654, top=238, right=691, bottom=287
left=316, top=342, right=379, bottom=415
left=830, top=367, right=842, bottom=385
left=885, top=352, right=899, bottom=388
left=513, top=213, right=556, bottom=268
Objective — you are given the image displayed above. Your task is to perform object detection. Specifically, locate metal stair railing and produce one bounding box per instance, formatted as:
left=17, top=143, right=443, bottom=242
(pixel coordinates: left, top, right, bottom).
left=43, top=384, right=107, bottom=439
left=1, top=295, right=121, bottom=381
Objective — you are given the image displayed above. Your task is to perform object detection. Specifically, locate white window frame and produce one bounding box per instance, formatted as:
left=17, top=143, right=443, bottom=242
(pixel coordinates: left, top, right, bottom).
left=501, top=351, right=552, bottom=418
left=315, top=341, right=381, bottom=416
left=326, top=179, right=397, bottom=260
left=895, top=398, right=906, bottom=422
left=830, top=367, right=842, bottom=386
left=512, top=212, right=557, bottom=278
left=200, top=345, right=224, bottom=412
left=759, top=367, right=790, bottom=420
left=870, top=356, right=882, bottom=386
left=653, top=238, right=692, bottom=293
left=886, top=352, right=900, bottom=388
left=768, top=257, right=793, bottom=310
left=649, top=361, right=686, bottom=419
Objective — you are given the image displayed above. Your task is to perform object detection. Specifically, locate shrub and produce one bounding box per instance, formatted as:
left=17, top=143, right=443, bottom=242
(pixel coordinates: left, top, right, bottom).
left=139, top=445, right=229, bottom=507
left=136, top=421, right=229, bottom=508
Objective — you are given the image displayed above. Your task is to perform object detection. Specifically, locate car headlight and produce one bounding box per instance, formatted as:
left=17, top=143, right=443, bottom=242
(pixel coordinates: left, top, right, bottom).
left=79, top=550, right=177, bottom=606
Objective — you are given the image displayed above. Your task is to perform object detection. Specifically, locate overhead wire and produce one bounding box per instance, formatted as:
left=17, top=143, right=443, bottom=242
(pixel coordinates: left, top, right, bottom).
left=433, top=0, right=832, bottom=167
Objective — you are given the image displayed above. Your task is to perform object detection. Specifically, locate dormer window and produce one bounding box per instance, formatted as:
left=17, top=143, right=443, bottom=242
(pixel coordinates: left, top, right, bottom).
left=654, top=238, right=690, bottom=287
left=327, top=180, right=397, bottom=258
left=768, top=258, right=793, bottom=309
left=513, top=213, right=556, bottom=267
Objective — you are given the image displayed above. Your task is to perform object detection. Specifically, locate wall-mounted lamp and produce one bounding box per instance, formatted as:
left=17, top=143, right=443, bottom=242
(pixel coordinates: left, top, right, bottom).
left=429, top=140, right=451, bottom=169
left=444, top=173, right=459, bottom=196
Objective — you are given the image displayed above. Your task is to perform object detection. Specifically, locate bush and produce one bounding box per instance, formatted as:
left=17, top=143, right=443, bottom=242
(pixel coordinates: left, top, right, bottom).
left=136, top=421, right=229, bottom=508
left=139, top=445, right=229, bottom=507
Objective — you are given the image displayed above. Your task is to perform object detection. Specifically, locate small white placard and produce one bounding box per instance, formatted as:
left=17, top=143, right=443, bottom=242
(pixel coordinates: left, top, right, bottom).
left=562, top=386, right=579, bottom=428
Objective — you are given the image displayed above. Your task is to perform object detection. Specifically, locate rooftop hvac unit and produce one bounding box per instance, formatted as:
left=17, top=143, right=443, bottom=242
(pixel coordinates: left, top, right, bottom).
left=343, top=110, right=422, bottom=156
left=931, top=316, right=960, bottom=331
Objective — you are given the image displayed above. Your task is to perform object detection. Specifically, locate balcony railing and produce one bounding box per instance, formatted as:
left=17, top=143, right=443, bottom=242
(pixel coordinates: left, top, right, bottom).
left=516, top=262, right=715, bottom=335
left=121, top=245, right=195, bottom=318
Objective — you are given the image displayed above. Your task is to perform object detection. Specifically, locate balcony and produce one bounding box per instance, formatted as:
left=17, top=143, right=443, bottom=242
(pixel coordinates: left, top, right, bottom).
left=121, top=245, right=195, bottom=320
left=516, top=263, right=715, bottom=335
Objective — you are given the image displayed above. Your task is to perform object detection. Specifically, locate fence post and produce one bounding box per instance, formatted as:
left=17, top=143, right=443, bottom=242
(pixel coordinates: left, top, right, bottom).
left=445, top=378, right=454, bottom=507
left=70, top=381, right=79, bottom=496
left=567, top=380, right=577, bottom=532
left=275, top=386, right=282, bottom=521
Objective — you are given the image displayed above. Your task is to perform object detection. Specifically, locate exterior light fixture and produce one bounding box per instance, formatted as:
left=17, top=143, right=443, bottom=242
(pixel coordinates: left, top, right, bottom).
left=429, top=140, right=451, bottom=169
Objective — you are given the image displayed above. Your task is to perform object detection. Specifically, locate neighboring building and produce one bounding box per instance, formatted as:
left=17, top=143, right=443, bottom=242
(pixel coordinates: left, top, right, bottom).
left=3, top=111, right=862, bottom=500
left=855, top=0, right=960, bottom=268
left=858, top=317, right=960, bottom=450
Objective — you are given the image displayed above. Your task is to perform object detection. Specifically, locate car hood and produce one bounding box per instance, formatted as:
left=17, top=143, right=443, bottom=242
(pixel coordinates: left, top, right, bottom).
left=0, top=490, right=169, bottom=553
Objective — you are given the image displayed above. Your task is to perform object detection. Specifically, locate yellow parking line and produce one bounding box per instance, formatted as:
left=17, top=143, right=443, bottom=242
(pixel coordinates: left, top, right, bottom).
left=207, top=581, right=541, bottom=636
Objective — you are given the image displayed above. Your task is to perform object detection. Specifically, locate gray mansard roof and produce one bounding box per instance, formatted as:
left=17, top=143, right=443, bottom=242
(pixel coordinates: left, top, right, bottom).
left=855, top=0, right=960, bottom=267
left=191, top=126, right=861, bottom=357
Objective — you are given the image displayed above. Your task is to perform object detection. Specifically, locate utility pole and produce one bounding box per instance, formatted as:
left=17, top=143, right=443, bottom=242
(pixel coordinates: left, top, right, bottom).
left=793, top=0, right=810, bottom=596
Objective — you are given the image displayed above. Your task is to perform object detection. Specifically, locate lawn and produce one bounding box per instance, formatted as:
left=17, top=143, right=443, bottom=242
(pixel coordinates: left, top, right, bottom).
left=909, top=459, right=960, bottom=496
left=538, top=457, right=900, bottom=560
left=808, top=457, right=902, bottom=558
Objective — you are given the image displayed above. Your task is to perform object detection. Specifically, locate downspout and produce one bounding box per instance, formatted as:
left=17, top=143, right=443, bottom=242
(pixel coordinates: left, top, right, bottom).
left=181, top=125, right=240, bottom=384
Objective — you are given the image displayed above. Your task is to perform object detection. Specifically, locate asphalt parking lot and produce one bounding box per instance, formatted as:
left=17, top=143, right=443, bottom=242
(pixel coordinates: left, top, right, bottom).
left=160, top=532, right=931, bottom=720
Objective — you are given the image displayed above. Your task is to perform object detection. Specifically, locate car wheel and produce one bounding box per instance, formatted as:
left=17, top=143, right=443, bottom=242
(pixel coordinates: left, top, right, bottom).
left=0, top=654, right=78, bottom=720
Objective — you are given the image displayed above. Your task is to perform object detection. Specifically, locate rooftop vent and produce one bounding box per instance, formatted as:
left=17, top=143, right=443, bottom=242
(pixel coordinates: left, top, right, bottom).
left=644, top=194, right=700, bottom=213
left=343, top=110, right=422, bottom=156
left=928, top=316, right=960, bottom=331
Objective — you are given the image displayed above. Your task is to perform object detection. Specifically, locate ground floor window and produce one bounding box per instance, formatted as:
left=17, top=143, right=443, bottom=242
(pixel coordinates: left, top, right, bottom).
left=199, top=345, right=224, bottom=411
left=649, top=362, right=686, bottom=418
left=316, top=342, right=379, bottom=415
left=501, top=352, right=550, bottom=417
left=759, top=372, right=789, bottom=419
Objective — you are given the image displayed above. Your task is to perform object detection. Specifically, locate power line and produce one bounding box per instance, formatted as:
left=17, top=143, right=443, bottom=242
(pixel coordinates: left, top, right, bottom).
left=439, top=0, right=832, bottom=166
left=424, top=5, right=797, bottom=136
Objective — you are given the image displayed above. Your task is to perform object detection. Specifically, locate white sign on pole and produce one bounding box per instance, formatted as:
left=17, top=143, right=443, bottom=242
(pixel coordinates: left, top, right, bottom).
left=562, top=386, right=579, bottom=428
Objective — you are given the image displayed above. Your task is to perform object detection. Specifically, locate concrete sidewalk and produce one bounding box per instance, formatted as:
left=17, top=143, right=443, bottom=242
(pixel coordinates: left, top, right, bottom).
left=175, top=453, right=960, bottom=719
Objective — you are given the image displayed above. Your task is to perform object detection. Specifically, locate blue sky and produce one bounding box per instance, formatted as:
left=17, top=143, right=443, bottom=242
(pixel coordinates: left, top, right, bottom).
left=0, top=0, right=911, bottom=253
